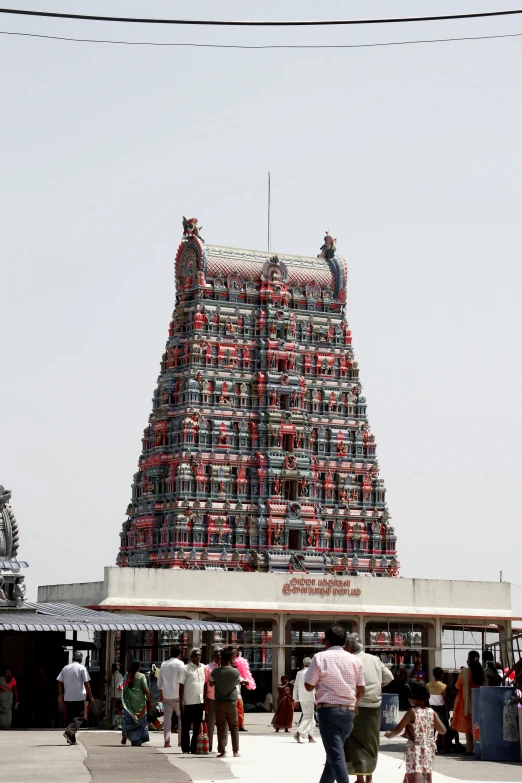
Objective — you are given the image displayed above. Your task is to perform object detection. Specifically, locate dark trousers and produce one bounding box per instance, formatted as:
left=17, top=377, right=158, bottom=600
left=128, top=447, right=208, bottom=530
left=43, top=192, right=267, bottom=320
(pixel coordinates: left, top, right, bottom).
left=206, top=699, right=216, bottom=752
left=64, top=700, right=85, bottom=740
left=432, top=705, right=449, bottom=753
left=216, top=700, right=239, bottom=754
left=317, top=707, right=354, bottom=783
left=181, top=703, right=204, bottom=753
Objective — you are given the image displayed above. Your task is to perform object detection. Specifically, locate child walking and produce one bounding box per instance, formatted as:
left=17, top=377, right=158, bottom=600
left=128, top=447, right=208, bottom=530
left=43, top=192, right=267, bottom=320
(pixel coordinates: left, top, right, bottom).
left=384, top=681, right=446, bottom=783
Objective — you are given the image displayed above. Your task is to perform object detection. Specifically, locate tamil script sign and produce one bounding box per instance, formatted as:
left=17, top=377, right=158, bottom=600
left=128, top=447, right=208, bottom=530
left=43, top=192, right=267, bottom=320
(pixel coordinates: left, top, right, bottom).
left=282, top=577, right=361, bottom=597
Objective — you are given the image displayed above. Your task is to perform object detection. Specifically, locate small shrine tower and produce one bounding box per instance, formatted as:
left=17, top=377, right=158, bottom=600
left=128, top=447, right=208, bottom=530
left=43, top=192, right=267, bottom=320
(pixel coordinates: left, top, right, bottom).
left=117, top=219, right=399, bottom=575
left=0, top=486, right=27, bottom=605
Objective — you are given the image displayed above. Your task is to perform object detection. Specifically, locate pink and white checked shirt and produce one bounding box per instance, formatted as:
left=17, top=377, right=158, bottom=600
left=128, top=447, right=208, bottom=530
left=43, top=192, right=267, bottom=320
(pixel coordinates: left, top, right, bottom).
left=304, top=646, right=365, bottom=706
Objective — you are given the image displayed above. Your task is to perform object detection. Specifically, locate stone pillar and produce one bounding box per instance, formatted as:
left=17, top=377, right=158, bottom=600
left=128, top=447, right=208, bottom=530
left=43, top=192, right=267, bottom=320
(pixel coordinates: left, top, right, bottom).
left=272, top=613, right=286, bottom=703
left=202, top=630, right=214, bottom=664
left=285, top=616, right=293, bottom=675
left=103, top=630, right=115, bottom=705
left=124, top=631, right=133, bottom=671
left=499, top=621, right=514, bottom=668
left=428, top=618, right=441, bottom=672
left=357, top=615, right=366, bottom=646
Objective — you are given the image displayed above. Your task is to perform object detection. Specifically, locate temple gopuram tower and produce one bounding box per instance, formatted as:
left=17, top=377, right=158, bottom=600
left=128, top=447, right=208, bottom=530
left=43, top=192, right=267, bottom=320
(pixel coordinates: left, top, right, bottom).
left=117, top=219, right=399, bottom=575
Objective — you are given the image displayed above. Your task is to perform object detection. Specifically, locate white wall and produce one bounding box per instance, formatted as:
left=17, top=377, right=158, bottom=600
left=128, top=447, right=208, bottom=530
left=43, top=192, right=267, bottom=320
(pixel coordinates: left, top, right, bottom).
left=38, top=579, right=105, bottom=606
left=89, top=567, right=513, bottom=619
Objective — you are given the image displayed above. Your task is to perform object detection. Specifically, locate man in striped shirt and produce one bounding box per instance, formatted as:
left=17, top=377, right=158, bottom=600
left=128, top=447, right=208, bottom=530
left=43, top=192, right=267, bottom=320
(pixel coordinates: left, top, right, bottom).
left=305, top=625, right=365, bottom=783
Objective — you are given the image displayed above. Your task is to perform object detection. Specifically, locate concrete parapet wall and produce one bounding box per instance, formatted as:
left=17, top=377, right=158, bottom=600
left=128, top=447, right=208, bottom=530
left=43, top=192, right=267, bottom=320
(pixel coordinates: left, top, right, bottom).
left=36, top=567, right=513, bottom=620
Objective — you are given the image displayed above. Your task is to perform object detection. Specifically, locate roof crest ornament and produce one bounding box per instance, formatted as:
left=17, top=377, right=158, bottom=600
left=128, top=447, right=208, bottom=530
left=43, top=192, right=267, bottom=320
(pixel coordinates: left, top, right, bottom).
left=318, top=230, right=337, bottom=260
left=182, top=216, right=204, bottom=243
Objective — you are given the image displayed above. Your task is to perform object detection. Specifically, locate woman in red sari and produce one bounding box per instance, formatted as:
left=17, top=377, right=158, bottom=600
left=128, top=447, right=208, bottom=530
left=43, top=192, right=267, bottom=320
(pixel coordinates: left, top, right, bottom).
left=272, top=676, right=294, bottom=732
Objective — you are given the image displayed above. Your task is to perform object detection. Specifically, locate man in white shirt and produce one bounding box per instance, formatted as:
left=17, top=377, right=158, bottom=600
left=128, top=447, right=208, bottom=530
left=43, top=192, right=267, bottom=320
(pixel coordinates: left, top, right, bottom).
left=110, top=663, right=123, bottom=715
left=179, top=648, right=207, bottom=754
left=158, top=646, right=185, bottom=749
left=344, top=633, right=393, bottom=783
left=204, top=647, right=222, bottom=752
left=57, top=651, right=93, bottom=745
left=293, top=656, right=316, bottom=743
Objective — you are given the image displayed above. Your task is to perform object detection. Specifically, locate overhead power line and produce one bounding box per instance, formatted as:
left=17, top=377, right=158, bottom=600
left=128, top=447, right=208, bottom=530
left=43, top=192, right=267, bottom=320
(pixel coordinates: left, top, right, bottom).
left=1, top=6, right=522, bottom=27
left=2, top=29, right=522, bottom=48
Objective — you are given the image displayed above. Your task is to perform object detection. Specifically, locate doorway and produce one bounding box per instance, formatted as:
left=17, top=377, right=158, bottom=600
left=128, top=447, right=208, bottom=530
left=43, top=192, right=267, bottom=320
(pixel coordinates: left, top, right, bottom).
left=283, top=434, right=294, bottom=452
left=288, top=529, right=302, bottom=551
left=284, top=480, right=297, bottom=500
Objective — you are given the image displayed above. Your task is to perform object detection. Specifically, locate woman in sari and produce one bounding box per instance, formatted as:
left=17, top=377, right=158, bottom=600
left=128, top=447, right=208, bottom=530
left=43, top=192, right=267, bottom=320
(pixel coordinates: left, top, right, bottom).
left=272, top=676, right=294, bottom=732
left=0, top=667, right=19, bottom=729
left=120, top=661, right=152, bottom=746
left=452, top=650, right=484, bottom=754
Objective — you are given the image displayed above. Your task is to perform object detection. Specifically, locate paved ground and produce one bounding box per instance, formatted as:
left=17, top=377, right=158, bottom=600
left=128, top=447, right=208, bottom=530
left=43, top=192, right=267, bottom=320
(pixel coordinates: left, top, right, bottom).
left=1, top=714, right=520, bottom=783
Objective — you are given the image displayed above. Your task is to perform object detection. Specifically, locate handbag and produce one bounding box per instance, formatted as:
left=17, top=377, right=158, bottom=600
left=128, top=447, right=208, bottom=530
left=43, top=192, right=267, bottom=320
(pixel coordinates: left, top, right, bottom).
left=196, top=721, right=209, bottom=755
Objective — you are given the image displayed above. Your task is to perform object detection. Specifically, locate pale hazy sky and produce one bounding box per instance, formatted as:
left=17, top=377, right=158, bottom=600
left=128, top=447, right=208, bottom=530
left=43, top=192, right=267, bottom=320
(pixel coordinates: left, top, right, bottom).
left=1, top=1, right=521, bottom=615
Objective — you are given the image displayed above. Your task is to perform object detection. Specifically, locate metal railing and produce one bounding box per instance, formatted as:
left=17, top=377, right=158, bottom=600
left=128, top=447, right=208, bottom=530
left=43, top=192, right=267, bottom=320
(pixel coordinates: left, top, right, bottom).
left=486, top=633, right=522, bottom=692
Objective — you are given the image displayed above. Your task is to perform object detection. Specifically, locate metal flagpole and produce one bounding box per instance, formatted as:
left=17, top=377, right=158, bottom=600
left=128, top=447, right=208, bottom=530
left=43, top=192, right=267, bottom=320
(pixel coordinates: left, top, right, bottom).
left=268, top=171, right=271, bottom=252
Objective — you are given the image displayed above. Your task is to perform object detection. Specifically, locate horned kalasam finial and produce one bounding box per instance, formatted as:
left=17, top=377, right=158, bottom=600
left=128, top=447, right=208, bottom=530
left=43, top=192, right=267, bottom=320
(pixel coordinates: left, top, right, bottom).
left=182, top=216, right=204, bottom=243
left=318, top=230, right=337, bottom=260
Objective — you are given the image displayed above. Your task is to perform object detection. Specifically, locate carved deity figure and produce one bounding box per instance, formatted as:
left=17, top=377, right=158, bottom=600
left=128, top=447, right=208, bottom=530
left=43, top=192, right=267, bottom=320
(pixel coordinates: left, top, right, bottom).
left=298, top=477, right=309, bottom=496
left=318, top=231, right=337, bottom=259
left=0, top=486, right=19, bottom=560
left=182, top=215, right=204, bottom=242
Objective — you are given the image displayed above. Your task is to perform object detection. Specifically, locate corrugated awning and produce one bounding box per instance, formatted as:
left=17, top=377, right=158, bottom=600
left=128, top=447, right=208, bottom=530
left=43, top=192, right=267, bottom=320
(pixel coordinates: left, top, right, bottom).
left=0, top=602, right=242, bottom=633
left=0, top=560, right=29, bottom=569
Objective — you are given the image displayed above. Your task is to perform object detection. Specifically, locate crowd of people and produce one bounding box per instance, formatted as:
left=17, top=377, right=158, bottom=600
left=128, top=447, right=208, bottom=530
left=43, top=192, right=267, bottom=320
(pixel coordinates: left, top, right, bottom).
left=55, top=645, right=251, bottom=756
left=46, top=633, right=507, bottom=780
left=282, top=631, right=503, bottom=783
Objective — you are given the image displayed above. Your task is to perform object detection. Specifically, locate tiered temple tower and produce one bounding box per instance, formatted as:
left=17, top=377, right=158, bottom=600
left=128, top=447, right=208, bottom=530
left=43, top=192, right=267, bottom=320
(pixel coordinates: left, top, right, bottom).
left=117, top=219, right=399, bottom=575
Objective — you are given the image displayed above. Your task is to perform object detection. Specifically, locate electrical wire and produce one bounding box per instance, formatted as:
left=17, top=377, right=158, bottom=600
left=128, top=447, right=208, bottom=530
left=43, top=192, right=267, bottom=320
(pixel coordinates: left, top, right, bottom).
left=25, top=529, right=100, bottom=563
left=2, top=28, right=522, bottom=48
left=1, top=6, right=522, bottom=26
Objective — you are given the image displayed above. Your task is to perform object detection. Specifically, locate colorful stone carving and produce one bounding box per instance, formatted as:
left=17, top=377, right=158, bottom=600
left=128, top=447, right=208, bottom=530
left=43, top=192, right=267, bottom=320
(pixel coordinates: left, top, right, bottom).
left=117, top=225, right=399, bottom=575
